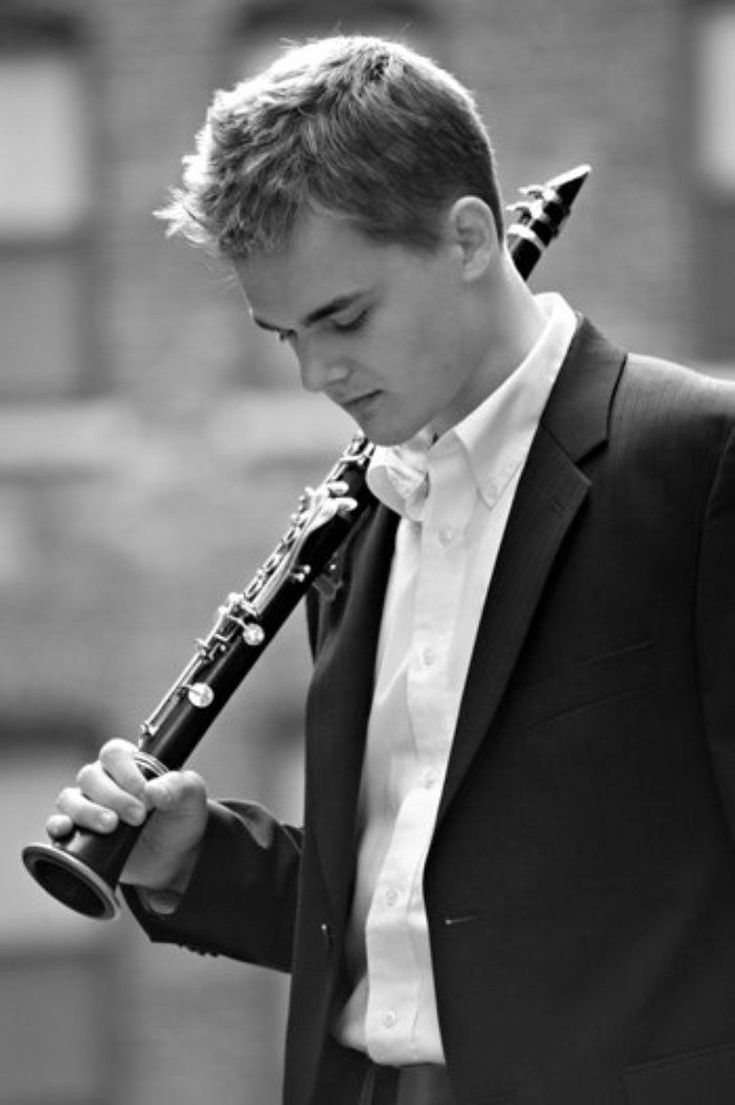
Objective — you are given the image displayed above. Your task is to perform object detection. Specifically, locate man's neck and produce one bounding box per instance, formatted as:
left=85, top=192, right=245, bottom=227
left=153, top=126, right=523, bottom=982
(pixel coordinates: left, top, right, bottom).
left=484, top=253, right=547, bottom=383
left=429, top=258, right=547, bottom=441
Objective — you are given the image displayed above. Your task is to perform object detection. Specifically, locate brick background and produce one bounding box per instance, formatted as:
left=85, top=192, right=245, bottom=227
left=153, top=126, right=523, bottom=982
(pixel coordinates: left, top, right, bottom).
left=1, top=2, right=728, bottom=1103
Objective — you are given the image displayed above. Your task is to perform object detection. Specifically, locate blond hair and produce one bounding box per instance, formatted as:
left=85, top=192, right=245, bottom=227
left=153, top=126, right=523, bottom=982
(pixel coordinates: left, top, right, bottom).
left=158, top=35, right=504, bottom=257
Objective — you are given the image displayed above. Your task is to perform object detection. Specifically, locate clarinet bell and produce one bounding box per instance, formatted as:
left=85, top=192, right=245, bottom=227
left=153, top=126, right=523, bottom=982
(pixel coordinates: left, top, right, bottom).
left=22, top=818, right=144, bottom=920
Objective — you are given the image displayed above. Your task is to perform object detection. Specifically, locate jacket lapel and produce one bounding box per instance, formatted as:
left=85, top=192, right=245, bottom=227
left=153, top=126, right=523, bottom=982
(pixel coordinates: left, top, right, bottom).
left=438, top=319, right=626, bottom=823
left=305, top=502, right=398, bottom=917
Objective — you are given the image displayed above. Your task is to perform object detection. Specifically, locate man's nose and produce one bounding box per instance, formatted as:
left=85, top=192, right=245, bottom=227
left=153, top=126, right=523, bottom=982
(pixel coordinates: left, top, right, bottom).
left=298, top=343, right=346, bottom=394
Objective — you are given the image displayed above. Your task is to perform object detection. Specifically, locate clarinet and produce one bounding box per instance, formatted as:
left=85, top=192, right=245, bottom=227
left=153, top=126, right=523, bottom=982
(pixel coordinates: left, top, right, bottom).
left=22, top=164, right=591, bottom=920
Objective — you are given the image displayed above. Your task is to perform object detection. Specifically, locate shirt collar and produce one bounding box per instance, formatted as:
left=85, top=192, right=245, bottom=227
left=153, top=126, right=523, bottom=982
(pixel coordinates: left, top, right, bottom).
left=368, top=292, right=578, bottom=519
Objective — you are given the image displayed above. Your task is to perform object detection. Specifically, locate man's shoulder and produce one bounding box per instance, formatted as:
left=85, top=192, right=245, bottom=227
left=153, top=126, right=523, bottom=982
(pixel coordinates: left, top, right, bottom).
left=599, top=340, right=735, bottom=483
left=620, top=346, right=735, bottom=423
left=572, top=314, right=735, bottom=408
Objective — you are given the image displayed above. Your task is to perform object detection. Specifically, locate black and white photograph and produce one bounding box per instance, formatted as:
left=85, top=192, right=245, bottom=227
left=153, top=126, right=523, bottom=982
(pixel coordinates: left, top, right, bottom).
left=3, top=2, right=735, bottom=1103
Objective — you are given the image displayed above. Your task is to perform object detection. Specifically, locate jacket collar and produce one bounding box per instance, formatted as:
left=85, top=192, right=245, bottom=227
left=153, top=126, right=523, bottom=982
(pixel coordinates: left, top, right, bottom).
left=540, top=315, right=625, bottom=461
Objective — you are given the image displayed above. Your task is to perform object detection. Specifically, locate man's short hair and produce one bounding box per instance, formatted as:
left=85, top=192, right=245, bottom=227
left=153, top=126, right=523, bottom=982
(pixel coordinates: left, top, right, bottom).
left=157, top=35, right=505, bottom=258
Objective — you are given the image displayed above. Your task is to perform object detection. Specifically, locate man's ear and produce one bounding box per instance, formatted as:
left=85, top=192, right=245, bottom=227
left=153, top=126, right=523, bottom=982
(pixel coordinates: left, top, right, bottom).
left=446, top=196, right=499, bottom=280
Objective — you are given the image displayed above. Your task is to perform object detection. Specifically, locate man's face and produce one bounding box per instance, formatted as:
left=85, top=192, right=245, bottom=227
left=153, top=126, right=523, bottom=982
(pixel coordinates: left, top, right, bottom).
left=234, top=212, right=486, bottom=446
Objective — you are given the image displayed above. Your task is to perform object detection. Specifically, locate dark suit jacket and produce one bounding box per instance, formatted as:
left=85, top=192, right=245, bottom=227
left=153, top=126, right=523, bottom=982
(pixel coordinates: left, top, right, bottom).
left=128, top=319, right=735, bottom=1105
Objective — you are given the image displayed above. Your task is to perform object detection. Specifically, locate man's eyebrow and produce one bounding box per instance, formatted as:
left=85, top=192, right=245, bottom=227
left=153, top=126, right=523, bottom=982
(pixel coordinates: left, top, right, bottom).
left=252, top=291, right=364, bottom=334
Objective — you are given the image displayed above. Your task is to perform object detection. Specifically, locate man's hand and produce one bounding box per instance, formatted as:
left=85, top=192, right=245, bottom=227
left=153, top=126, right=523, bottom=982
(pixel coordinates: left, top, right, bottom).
left=47, top=738, right=208, bottom=895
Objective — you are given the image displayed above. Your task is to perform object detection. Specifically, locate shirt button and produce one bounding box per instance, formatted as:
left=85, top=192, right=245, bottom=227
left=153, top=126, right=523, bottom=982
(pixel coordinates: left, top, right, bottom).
left=385, top=888, right=398, bottom=906
left=421, top=647, right=436, bottom=667
left=382, top=1010, right=397, bottom=1028
left=423, top=769, right=439, bottom=789
left=438, top=525, right=454, bottom=547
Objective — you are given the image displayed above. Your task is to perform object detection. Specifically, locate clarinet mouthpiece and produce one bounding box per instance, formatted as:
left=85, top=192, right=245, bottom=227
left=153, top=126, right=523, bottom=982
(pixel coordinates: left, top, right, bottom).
left=546, top=164, right=592, bottom=208
left=506, top=162, right=592, bottom=279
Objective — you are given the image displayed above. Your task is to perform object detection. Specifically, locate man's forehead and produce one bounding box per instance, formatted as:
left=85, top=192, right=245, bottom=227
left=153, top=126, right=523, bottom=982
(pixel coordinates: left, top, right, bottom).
left=235, top=261, right=372, bottom=331
left=256, top=209, right=372, bottom=264
left=234, top=223, right=382, bottom=329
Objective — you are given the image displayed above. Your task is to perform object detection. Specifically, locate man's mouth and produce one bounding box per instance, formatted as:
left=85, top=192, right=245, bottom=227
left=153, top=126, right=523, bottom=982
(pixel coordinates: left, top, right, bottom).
left=338, top=391, right=381, bottom=416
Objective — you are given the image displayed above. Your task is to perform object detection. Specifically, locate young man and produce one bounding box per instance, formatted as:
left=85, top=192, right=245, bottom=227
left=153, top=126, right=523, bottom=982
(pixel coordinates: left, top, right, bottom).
left=47, top=35, right=735, bottom=1105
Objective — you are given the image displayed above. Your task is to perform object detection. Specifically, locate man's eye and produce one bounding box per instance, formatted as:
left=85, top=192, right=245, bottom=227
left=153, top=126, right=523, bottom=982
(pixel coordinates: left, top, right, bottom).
left=332, top=310, right=368, bottom=334
left=277, top=330, right=296, bottom=344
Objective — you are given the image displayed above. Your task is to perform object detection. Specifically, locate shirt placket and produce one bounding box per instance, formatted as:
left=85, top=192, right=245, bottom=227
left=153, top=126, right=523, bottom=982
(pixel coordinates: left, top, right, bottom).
left=408, top=444, right=474, bottom=758
left=364, top=443, right=475, bottom=1062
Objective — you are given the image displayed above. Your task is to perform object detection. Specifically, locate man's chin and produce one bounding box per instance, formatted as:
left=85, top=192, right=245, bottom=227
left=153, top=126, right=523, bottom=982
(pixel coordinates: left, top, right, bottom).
left=340, top=393, right=425, bottom=447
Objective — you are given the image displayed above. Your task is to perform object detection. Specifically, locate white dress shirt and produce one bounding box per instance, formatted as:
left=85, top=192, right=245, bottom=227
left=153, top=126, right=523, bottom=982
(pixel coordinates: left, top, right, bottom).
left=335, top=293, right=577, bottom=1064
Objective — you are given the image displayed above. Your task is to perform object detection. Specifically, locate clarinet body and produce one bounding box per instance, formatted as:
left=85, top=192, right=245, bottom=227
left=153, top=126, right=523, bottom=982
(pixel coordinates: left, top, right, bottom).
left=22, top=164, right=591, bottom=920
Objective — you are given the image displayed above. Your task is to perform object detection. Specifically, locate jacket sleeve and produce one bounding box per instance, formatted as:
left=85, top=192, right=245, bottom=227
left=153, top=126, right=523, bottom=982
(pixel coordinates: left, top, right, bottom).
left=698, top=425, right=735, bottom=841
left=123, top=798, right=302, bottom=973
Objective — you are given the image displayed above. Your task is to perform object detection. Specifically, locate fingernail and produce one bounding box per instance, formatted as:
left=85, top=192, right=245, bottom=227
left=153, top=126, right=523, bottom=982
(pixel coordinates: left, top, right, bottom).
left=100, top=810, right=117, bottom=829
left=127, top=804, right=146, bottom=825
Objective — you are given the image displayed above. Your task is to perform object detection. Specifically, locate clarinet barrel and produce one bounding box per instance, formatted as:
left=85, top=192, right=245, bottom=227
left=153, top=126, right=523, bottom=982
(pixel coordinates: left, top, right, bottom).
left=21, top=164, right=590, bottom=920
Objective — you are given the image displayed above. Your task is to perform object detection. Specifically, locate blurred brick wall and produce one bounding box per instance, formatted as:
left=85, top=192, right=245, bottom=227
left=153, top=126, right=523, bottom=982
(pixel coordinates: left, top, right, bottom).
left=448, top=0, right=693, bottom=360
left=1, top=1, right=706, bottom=1104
